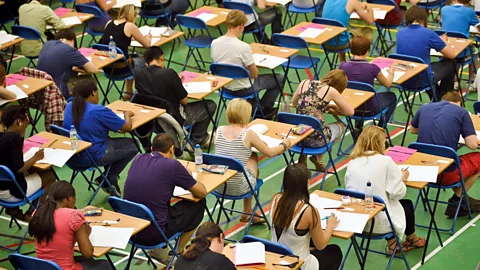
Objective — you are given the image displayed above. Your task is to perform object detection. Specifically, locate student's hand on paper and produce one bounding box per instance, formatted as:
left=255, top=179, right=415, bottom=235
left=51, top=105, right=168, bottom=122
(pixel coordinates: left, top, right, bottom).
left=146, top=33, right=153, bottom=40
left=361, top=2, right=368, bottom=10
left=282, top=138, right=292, bottom=148
left=124, top=110, right=134, bottom=118
left=327, top=213, right=339, bottom=229
left=33, top=149, right=45, bottom=161
left=401, top=169, right=410, bottom=183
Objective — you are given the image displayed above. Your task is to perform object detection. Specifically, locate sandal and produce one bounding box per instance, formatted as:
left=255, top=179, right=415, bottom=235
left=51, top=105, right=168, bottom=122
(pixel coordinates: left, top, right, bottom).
left=403, top=236, right=426, bottom=249
left=309, top=156, right=326, bottom=172
left=240, top=215, right=266, bottom=225
left=6, top=207, right=28, bottom=222
left=386, top=241, right=413, bottom=256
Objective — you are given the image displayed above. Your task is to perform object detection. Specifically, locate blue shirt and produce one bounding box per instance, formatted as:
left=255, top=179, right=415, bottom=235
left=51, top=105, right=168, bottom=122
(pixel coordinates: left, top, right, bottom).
left=322, top=0, right=350, bottom=46
left=441, top=4, right=479, bottom=37
left=63, top=102, right=125, bottom=161
left=411, top=101, right=475, bottom=151
left=37, top=40, right=89, bottom=98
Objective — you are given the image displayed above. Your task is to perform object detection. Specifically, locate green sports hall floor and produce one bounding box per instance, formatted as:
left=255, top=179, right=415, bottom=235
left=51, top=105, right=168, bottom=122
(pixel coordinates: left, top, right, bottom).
left=0, top=1, right=479, bottom=269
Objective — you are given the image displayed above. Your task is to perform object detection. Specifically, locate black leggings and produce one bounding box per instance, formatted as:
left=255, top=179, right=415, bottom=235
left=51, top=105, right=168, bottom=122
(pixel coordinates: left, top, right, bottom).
left=309, top=241, right=343, bottom=270
left=387, top=199, right=415, bottom=240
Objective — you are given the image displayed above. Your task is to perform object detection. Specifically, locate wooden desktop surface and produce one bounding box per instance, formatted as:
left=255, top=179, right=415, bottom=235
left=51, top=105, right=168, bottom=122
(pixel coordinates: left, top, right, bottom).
left=282, top=22, right=347, bottom=45
left=351, top=3, right=395, bottom=21
left=152, top=31, right=185, bottom=47
left=186, top=6, right=231, bottom=27
left=266, top=0, right=291, bottom=6
left=250, top=43, right=299, bottom=59
left=85, top=50, right=124, bottom=69
left=6, top=75, right=53, bottom=96
left=63, top=11, right=94, bottom=24
left=27, top=132, right=92, bottom=170
left=185, top=73, right=233, bottom=100
left=176, top=160, right=238, bottom=202
left=431, top=37, right=472, bottom=58
left=370, top=57, right=429, bottom=85
left=312, top=190, right=384, bottom=239
left=106, top=100, right=166, bottom=130
left=249, top=118, right=314, bottom=150
left=224, top=243, right=304, bottom=270
left=341, top=89, right=375, bottom=110
left=0, top=37, right=24, bottom=51
left=470, top=113, right=480, bottom=131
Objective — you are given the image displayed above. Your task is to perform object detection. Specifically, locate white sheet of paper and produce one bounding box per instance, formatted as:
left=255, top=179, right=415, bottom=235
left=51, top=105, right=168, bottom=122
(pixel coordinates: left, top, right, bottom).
left=183, top=81, right=212, bottom=94
left=266, top=0, right=291, bottom=5
left=253, top=53, right=287, bottom=69
left=88, top=226, right=134, bottom=249
left=298, top=28, right=325, bottom=39
left=310, top=194, right=343, bottom=209
left=130, top=37, right=161, bottom=47
left=86, top=57, right=92, bottom=62
left=23, top=147, right=76, bottom=167
left=196, top=13, right=218, bottom=22
left=139, top=26, right=168, bottom=36
left=113, top=0, right=141, bottom=8
left=0, top=85, right=28, bottom=106
left=0, top=31, right=18, bottom=45
left=459, top=130, right=480, bottom=144
left=115, top=113, right=125, bottom=120
left=62, top=16, right=82, bottom=26
left=470, top=25, right=479, bottom=34
left=351, top=10, right=387, bottom=20
left=248, top=124, right=268, bottom=135
left=234, top=242, right=266, bottom=266
left=320, top=211, right=370, bottom=234
left=397, top=165, right=439, bottom=183
left=173, top=186, right=191, bottom=196
left=381, top=69, right=406, bottom=82
left=430, top=48, right=443, bottom=57
left=252, top=134, right=282, bottom=152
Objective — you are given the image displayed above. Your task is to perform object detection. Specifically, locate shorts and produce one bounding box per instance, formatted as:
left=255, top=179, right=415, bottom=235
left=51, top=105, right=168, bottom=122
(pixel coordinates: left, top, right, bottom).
left=0, top=173, right=42, bottom=202
left=438, top=152, right=480, bottom=186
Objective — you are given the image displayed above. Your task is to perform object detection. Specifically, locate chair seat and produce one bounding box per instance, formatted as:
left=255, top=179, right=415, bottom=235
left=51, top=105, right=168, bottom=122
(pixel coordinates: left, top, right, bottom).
left=355, top=232, right=393, bottom=240
left=0, top=188, right=45, bottom=208
left=218, top=90, right=255, bottom=101
left=376, top=22, right=404, bottom=29
left=244, top=26, right=265, bottom=35
left=211, top=179, right=264, bottom=200
left=288, top=140, right=334, bottom=156
left=281, top=55, right=320, bottom=69
left=350, top=107, right=389, bottom=122
left=417, top=2, right=444, bottom=9
left=85, top=28, right=104, bottom=36
left=287, top=4, right=318, bottom=13
left=184, top=35, right=213, bottom=49
left=130, top=232, right=182, bottom=250
left=427, top=181, right=462, bottom=189
left=139, top=10, right=172, bottom=19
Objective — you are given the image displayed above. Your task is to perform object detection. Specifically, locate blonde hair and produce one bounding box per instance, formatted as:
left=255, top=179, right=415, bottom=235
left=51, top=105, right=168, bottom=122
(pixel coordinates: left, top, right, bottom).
left=226, top=10, right=247, bottom=29
left=350, top=126, right=387, bottom=159
left=321, top=70, right=348, bottom=93
left=118, top=4, right=137, bottom=23
left=226, top=98, right=252, bottom=126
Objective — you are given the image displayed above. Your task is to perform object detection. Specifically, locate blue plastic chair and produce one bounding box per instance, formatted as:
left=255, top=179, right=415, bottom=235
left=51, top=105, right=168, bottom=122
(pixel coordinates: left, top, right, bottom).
left=272, top=33, right=323, bottom=93
left=285, top=0, right=321, bottom=28
left=408, top=142, right=472, bottom=235
left=9, top=254, right=61, bottom=270
left=176, top=15, right=215, bottom=71
left=75, top=4, right=105, bottom=48
left=223, top=1, right=267, bottom=43
left=92, top=44, right=134, bottom=105
left=241, top=235, right=295, bottom=256
left=367, top=0, right=404, bottom=56
left=60, top=0, right=75, bottom=8
left=49, top=124, right=119, bottom=205
left=311, top=18, right=350, bottom=69
left=473, top=101, right=480, bottom=114
left=417, top=0, right=446, bottom=26
left=276, top=112, right=341, bottom=190
left=108, top=197, right=181, bottom=270
left=0, top=166, right=45, bottom=252
left=11, top=26, right=44, bottom=67
left=205, top=154, right=271, bottom=238
left=334, top=188, right=410, bottom=270
left=209, top=63, right=265, bottom=124
left=139, top=0, right=173, bottom=28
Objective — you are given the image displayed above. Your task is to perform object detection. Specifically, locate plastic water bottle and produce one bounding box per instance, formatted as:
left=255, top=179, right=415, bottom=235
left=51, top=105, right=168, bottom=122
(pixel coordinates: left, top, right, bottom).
left=365, top=181, right=374, bottom=211
left=108, top=36, right=117, bottom=59
left=281, top=93, right=290, bottom=113
left=194, top=144, right=203, bottom=172
left=70, top=125, right=78, bottom=151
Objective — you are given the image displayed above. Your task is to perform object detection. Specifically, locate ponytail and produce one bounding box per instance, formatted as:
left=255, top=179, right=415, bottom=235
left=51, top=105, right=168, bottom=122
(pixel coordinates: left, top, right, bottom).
left=28, top=181, right=76, bottom=244
left=71, top=80, right=98, bottom=128
left=182, top=222, right=223, bottom=261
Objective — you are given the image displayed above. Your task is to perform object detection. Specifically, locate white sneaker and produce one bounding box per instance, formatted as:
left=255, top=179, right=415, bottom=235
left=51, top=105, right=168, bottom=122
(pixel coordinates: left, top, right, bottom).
left=148, top=247, right=171, bottom=264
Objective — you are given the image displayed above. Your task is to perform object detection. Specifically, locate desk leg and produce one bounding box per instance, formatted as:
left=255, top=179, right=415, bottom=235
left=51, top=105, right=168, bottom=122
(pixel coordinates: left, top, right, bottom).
left=400, top=91, right=416, bottom=147
left=105, top=253, right=116, bottom=269
left=94, top=74, right=107, bottom=103
left=167, top=39, right=177, bottom=69
left=216, top=183, right=227, bottom=224
left=129, top=132, right=143, bottom=154
left=421, top=178, right=444, bottom=265
left=360, top=218, right=375, bottom=269
left=6, top=44, right=16, bottom=74
left=351, top=238, right=364, bottom=268
left=453, top=58, right=466, bottom=107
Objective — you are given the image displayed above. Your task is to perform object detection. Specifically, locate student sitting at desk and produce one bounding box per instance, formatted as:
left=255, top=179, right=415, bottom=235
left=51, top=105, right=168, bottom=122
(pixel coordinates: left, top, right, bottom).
left=211, top=10, right=283, bottom=120
left=19, top=0, right=65, bottom=58
left=175, top=222, right=236, bottom=269
left=346, top=126, right=426, bottom=254
left=134, top=46, right=216, bottom=149
left=100, top=4, right=152, bottom=100
left=271, top=164, right=342, bottom=270
left=76, top=0, right=117, bottom=32
left=29, top=181, right=113, bottom=270
left=124, top=133, right=207, bottom=263
left=63, top=80, right=138, bottom=196
left=215, top=98, right=291, bottom=224
left=396, top=6, right=456, bottom=101
left=0, top=105, right=56, bottom=222
left=339, top=36, right=398, bottom=134
left=37, top=29, right=98, bottom=98
left=141, top=0, right=189, bottom=27
left=293, top=70, right=354, bottom=171
left=410, top=92, right=480, bottom=216
left=322, top=0, right=375, bottom=63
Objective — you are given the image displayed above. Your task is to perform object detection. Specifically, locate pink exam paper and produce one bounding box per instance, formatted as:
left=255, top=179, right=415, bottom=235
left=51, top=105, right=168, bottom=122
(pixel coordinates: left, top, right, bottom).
left=189, top=9, right=213, bottom=17
left=372, top=58, right=395, bottom=69
left=6, top=74, right=28, bottom=86
left=54, top=7, right=73, bottom=17
left=78, top=47, right=97, bottom=57
left=296, top=23, right=325, bottom=32
left=385, top=146, right=417, bottom=163
left=23, top=136, right=50, bottom=153
left=390, top=146, right=417, bottom=154
left=179, top=71, right=201, bottom=83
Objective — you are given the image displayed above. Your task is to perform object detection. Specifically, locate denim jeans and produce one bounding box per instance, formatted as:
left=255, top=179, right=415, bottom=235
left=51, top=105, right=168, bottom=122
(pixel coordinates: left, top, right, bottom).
left=96, top=138, right=138, bottom=187
left=244, top=7, right=283, bottom=43
left=185, top=100, right=217, bottom=145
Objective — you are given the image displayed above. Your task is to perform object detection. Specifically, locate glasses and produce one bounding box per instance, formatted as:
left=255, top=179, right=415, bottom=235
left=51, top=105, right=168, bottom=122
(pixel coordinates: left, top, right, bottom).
left=272, top=254, right=300, bottom=268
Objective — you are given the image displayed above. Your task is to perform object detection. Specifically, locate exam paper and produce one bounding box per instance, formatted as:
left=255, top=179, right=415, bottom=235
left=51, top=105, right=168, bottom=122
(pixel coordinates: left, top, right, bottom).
left=397, top=165, right=439, bottom=183
left=234, top=242, right=266, bottom=266
left=310, top=194, right=343, bottom=209
left=381, top=69, right=406, bottom=83
left=196, top=13, right=218, bottom=22
left=130, top=37, right=161, bottom=47
left=430, top=48, right=443, bottom=57
left=88, top=226, right=135, bottom=249
left=173, top=186, right=191, bottom=196
left=23, top=147, right=76, bottom=167
left=351, top=10, right=387, bottom=20
left=0, top=31, right=18, bottom=45
left=0, top=85, right=28, bottom=106
left=113, top=0, right=141, bottom=8
left=266, top=0, right=291, bottom=5
left=253, top=53, right=287, bottom=69
left=320, top=211, right=370, bottom=233
left=62, top=16, right=82, bottom=26
left=183, top=81, right=212, bottom=94
left=139, top=26, right=168, bottom=36
left=459, top=130, right=480, bottom=144
left=298, top=28, right=325, bottom=39
left=248, top=124, right=269, bottom=135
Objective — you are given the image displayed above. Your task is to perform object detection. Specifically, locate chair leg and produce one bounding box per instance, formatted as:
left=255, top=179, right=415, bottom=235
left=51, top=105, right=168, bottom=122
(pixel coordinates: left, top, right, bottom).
left=339, top=241, right=353, bottom=270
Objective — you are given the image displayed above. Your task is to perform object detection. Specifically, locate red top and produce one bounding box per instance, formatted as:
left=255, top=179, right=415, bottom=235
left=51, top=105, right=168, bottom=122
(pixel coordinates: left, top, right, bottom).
left=36, top=208, right=86, bottom=270
left=376, top=0, right=402, bottom=26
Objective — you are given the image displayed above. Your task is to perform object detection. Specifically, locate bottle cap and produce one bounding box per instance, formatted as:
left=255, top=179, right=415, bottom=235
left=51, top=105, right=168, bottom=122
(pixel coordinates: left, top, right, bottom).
left=71, top=125, right=74, bottom=128
left=367, top=182, right=372, bottom=187
left=195, top=144, right=200, bottom=148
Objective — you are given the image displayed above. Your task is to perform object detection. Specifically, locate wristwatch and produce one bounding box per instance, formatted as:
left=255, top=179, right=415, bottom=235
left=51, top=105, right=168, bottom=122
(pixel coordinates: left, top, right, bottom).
left=279, top=141, right=288, bottom=150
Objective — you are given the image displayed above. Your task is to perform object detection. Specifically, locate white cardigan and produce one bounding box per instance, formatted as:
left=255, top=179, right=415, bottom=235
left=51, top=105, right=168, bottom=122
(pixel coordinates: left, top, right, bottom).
left=345, top=154, right=407, bottom=239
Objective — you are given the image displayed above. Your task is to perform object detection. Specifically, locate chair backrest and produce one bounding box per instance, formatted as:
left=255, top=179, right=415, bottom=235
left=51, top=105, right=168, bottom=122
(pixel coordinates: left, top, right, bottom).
left=367, top=0, right=404, bottom=26
left=92, top=44, right=132, bottom=72
left=202, top=153, right=244, bottom=174
left=74, top=4, right=104, bottom=18
left=312, top=17, right=349, bottom=46
left=50, top=124, right=71, bottom=138
left=334, top=188, right=385, bottom=204
left=241, top=235, right=294, bottom=256
left=176, top=15, right=213, bottom=40
left=11, top=26, right=44, bottom=42
left=272, top=34, right=309, bottom=50
left=0, top=165, right=28, bottom=201
left=209, top=63, right=251, bottom=80
left=9, top=254, right=61, bottom=270
left=223, top=1, right=256, bottom=15
left=387, top=53, right=432, bottom=90
left=433, top=30, right=468, bottom=39
left=276, top=112, right=323, bottom=132
left=407, top=142, right=461, bottom=167
left=347, top=81, right=384, bottom=109
left=473, top=101, right=480, bottom=115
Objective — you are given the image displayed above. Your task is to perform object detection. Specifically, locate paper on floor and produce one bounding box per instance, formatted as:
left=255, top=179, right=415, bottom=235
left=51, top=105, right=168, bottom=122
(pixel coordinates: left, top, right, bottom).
left=397, top=165, right=439, bottom=183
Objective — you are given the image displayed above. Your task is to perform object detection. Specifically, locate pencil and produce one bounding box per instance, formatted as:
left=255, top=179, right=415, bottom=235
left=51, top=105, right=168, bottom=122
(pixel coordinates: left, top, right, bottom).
left=285, top=129, right=292, bottom=138
left=324, top=207, right=344, bottom=210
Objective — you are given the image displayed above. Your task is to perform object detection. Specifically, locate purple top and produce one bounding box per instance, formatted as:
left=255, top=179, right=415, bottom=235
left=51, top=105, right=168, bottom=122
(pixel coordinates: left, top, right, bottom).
left=339, top=59, right=381, bottom=86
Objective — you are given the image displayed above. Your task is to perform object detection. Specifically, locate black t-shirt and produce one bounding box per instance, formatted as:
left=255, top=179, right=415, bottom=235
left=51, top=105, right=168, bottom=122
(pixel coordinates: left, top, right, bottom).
left=134, top=65, right=188, bottom=115
left=0, top=132, right=27, bottom=199
left=175, top=250, right=236, bottom=270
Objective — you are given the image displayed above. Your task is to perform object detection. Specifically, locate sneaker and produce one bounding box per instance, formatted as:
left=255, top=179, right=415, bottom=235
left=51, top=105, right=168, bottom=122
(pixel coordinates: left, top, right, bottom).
left=93, top=176, right=110, bottom=195
left=148, top=247, right=171, bottom=265
left=107, top=184, right=121, bottom=196
left=444, top=197, right=470, bottom=218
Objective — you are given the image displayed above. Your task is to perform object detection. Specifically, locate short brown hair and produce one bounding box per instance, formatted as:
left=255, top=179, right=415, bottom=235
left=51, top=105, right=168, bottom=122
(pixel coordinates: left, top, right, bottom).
left=225, top=10, right=247, bottom=29
left=404, top=6, right=428, bottom=26
left=350, top=36, right=371, bottom=56
left=442, top=92, right=463, bottom=103
left=457, top=0, right=471, bottom=4
left=152, top=133, right=175, bottom=153
left=321, top=70, right=348, bottom=93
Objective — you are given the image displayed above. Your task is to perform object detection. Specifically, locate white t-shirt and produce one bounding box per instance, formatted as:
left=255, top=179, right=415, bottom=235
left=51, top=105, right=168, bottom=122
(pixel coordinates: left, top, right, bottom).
left=292, top=0, right=319, bottom=8
left=231, top=0, right=257, bottom=26
left=211, top=36, right=255, bottom=90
